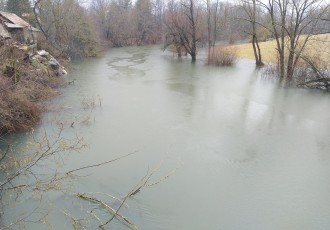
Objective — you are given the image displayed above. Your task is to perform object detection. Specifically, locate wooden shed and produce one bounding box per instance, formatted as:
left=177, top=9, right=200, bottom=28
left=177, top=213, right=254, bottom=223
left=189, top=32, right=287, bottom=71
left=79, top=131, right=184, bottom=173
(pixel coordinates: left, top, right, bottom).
left=0, top=11, right=40, bottom=44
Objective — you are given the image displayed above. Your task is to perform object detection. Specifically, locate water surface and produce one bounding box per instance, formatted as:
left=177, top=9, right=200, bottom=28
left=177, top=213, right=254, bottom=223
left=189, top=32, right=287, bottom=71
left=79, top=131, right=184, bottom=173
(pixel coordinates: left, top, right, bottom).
left=3, top=46, right=330, bottom=229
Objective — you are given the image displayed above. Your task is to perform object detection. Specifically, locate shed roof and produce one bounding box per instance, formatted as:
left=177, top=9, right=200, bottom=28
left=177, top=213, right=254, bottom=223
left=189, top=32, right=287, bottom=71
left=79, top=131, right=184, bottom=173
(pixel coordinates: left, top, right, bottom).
left=4, top=22, right=24, bottom=29
left=0, top=11, right=30, bottom=27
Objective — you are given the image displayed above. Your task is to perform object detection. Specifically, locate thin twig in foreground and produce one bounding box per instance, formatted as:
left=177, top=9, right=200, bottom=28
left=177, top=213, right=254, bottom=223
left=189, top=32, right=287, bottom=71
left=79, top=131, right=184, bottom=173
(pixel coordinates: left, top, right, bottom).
left=66, top=151, right=138, bottom=175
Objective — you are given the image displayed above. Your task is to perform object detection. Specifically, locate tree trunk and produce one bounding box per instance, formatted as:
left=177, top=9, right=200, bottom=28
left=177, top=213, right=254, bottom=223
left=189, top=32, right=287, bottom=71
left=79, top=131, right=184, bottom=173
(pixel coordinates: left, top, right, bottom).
left=190, top=0, right=197, bottom=63
left=255, top=36, right=263, bottom=66
left=206, top=0, right=211, bottom=62
left=286, top=48, right=295, bottom=81
left=252, top=0, right=263, bottom=67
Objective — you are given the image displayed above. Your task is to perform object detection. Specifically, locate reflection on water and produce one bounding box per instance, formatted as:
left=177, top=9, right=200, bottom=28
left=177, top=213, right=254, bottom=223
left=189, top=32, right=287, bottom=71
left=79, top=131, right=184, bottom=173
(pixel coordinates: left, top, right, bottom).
left=2, top=45, right=330, bottom=230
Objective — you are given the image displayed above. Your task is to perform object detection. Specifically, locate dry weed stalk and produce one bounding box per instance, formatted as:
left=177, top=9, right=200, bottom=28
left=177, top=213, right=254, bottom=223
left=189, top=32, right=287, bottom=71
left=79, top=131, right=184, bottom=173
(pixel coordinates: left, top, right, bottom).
left=81, top=95, right=102, bottom=111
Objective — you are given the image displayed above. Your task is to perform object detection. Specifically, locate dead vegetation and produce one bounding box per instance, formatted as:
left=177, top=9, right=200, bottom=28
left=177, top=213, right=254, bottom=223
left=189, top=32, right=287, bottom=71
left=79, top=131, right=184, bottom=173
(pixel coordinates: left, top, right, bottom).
left=0, top=43, right=66, bottom=135
left=233, top=34, right=330, bottom=89
left=206, top=46, right=238, bottom=66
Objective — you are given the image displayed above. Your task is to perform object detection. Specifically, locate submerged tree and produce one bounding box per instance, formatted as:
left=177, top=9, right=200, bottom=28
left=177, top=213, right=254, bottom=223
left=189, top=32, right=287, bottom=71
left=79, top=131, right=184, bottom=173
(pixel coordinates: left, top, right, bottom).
left=205, top=0, right=219, bottom=61
left=164, top=0, right=204, bottom=62
left=256, top=0, right=329, bottom=85
left=241, top=0, right=264, bottom=67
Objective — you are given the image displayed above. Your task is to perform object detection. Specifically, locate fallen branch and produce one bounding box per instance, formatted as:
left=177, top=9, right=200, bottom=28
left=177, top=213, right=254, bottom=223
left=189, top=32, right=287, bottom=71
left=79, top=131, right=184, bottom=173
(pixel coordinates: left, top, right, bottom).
left=66, top=151, right=138, bottom=175
left=102, top=163, right=178, bottom=227
left=76, top=193, right=138, bottom=229
left=297, top=77, right=330, bottom=89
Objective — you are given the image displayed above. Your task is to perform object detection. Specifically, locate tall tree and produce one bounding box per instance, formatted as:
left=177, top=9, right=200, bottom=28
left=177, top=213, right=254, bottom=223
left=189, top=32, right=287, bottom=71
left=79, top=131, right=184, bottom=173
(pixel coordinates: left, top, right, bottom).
left=153, top=0, right=165, bottom=32
left=164, top=0, right=203, bottom=62
left=0, top=0, right=6, bottom=11
left=241, top=0, right=264, bottom=67
left=205, top=0, right=220, bottom=62
left=106, top=0, right=136, bottom=46
left=134, top=0, right=154, bottom=44
left=33, top=0, right=98, bottom=58
left=206, top=0, right=212, bottom=61
left=7, top=0, right=32, bottom=17
left=117, top=0, right=132, bottom=9
left=90, top=0, right=111, bottom=43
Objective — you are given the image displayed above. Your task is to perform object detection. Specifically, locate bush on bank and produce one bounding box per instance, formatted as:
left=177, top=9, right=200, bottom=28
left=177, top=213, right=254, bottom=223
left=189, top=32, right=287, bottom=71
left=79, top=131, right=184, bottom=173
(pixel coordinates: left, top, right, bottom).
left=0, top=43, right=66, bottom=135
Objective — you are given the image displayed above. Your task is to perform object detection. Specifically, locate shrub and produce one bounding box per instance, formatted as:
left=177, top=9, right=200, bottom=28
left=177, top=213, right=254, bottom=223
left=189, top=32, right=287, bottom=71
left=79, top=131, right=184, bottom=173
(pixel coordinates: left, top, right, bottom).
left=0, top=91, right=41, bottom=134
left=207, top=46, right=237, bottom=66
left=0, top=44, right=64, bottom=135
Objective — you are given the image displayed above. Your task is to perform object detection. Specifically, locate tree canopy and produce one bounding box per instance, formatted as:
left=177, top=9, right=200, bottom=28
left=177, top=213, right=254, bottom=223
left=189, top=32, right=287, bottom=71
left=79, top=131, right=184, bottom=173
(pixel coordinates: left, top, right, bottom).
left=6, top=0, right=32, bottom=17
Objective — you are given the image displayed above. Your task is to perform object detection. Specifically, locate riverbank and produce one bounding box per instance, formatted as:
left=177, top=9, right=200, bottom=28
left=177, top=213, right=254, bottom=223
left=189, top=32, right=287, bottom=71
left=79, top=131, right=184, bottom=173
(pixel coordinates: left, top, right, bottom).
left=0, top=44, right=67, bottom=135
left=231, top=34, right=330, bottom=67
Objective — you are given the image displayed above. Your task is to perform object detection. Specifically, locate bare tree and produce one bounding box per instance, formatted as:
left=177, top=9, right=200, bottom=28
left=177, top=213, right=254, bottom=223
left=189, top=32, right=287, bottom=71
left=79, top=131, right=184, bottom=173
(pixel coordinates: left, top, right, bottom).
left=33, top=0, right=98, bottom=58
left=205, top=0, right=221, bottom=62
left=164, top=0, right=203, bottom=62
left=90, top=0, right=111, bottom=43
left=241, top=0, right=264, bottom=66
left=134, top=0, right=157, bottom=44
left=212, top=0, right=220, bottom=48
left=206, top=0, right=212, bottom=61
left=179, top=0, right=200, bottom=62
left=256, top=0, right=329, bottom=85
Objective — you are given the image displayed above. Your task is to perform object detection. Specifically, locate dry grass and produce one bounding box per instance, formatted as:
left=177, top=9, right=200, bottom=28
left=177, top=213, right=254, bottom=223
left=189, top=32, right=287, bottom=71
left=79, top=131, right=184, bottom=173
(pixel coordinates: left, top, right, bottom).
left=207, top=46, right=238, bottom=66
left=231, top=34, right=330, bottom=69
left=0, top=44, right=64, bottom=135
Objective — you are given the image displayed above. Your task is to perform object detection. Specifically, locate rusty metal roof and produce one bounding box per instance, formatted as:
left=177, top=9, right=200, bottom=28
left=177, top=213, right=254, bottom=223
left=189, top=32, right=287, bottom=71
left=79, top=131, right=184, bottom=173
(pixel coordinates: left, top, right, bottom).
left=0, top=11, right=30, bottom=27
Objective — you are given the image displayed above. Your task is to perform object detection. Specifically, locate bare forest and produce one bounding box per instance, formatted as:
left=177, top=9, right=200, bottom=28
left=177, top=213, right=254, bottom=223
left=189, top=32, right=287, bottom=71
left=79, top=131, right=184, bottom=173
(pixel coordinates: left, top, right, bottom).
left=34, top=0, right=330, bottom=84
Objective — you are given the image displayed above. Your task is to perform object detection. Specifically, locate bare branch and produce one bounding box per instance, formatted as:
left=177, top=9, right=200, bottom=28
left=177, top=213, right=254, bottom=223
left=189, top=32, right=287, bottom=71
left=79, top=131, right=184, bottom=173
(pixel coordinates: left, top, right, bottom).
left=66, top=150, right=138, bottom=175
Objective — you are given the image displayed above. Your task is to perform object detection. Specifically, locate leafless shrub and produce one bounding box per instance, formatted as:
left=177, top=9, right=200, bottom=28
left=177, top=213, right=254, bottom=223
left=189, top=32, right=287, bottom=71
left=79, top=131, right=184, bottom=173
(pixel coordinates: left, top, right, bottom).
left=260, top=50, right=330, bottom=89
left=207, top=46, right=237, bottom=66
left=81, top=95, right=102, bottom=110
left=261, top=64, right=280, bottom=79
left=0, top=92, right=42, bottom=135
left=0, top=125, right=87, bottom=229
left=81, top=97, right=96, bottom=110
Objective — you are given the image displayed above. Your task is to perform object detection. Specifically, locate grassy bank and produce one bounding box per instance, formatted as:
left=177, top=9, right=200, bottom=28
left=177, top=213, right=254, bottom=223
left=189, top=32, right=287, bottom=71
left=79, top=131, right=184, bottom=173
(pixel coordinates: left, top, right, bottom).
left=231, top=34, right=330, bottom=68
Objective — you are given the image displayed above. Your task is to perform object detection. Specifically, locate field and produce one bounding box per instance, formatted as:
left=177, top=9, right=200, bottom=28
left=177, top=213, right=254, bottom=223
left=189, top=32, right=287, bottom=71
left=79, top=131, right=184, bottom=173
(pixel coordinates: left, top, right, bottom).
left=231, top=34, right=330, bottom=69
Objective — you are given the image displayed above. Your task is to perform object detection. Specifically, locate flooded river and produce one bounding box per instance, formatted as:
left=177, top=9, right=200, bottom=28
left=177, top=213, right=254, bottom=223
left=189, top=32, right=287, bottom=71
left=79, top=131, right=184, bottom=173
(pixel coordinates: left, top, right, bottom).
left=3, top=45, right=330, bottom=229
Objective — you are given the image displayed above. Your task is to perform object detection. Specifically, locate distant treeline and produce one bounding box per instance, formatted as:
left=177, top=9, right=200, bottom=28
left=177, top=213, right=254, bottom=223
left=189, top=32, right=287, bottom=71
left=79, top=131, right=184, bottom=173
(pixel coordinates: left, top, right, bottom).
left=1, top=0, right=329, bottom=59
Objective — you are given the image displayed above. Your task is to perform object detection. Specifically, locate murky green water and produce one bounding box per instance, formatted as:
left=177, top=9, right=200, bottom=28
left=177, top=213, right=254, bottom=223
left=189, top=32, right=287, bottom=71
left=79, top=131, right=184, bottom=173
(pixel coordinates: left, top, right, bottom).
left=3, top=45, right=330, bottom=229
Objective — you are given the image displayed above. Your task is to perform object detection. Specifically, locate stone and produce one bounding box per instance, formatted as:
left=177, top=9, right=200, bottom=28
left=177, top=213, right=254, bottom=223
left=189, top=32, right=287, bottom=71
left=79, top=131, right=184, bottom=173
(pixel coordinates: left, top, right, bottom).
left=48, top=57, right=60, bottom=70
left=37, top=50, right=49, bottom=57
